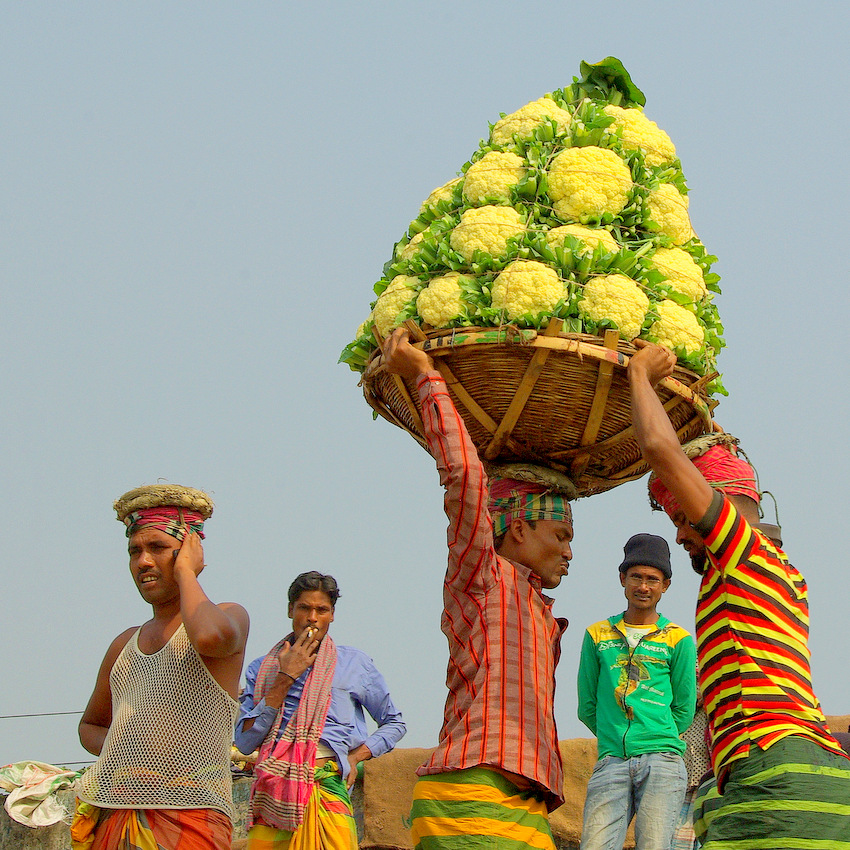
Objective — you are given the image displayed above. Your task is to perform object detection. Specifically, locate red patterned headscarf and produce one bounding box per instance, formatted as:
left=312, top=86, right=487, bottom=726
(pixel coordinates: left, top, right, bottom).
left=489, top=477, right=573, bottom=538
left=122, top=506, right=207, bottom=541
left=649, top=443, right=760, bottom=518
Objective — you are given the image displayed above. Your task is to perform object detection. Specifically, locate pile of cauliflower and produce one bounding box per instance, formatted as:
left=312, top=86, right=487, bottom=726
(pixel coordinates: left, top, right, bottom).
left=340, top=57, right=724, bottom=390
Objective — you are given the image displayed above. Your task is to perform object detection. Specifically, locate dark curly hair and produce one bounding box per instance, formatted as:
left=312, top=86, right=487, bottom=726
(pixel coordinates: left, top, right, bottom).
left=287, top=571, right=341, bottom=607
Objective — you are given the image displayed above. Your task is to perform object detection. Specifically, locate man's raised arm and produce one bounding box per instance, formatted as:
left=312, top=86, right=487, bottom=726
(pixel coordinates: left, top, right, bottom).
left=381, top=328, right=496, bottom=591
left=628, top=341, right=713, bottom=525
left=173, top=531, right=249, bottom=659
left=380, top=327, right=434, bottom=382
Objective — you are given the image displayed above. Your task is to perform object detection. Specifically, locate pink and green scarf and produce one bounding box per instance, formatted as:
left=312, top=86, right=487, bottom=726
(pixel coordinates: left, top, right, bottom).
left=248, top=634, right=337, bottom=832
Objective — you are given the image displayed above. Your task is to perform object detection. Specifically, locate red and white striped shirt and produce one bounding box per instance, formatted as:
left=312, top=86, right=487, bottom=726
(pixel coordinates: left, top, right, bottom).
left=414, top=372, right=568, bottom=808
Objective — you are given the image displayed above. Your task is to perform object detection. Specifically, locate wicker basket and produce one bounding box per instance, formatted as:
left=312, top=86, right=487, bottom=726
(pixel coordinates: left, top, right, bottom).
left=362, top=320, right=719, bottom=497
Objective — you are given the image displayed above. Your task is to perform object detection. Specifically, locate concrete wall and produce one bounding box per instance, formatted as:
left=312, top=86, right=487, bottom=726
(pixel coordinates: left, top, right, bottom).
left=4, top=717, right=849, bottom=850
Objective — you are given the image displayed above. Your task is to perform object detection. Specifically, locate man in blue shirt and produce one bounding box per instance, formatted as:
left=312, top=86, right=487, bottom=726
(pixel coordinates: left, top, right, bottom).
left=235, top=571, right=406, bottom=849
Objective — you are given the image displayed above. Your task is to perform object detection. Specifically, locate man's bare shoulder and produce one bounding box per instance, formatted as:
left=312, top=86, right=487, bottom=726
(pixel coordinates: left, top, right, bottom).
left=206, top=602, right=250, bottom=659
left=111, top=625, right=139, bottom=645
left=101, top=626, right=139, bottom=665
left=217, top=602, right=250, bottom=632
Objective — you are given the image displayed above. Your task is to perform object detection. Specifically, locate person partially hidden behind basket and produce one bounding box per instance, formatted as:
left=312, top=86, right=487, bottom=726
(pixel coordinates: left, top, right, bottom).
left=628, top=341, right=850, bottom=849
left=234, top=571, right=406, bottom=849
left=381, top=327, right=574, bottom=850
left=72, top=485, right=249, bottom=850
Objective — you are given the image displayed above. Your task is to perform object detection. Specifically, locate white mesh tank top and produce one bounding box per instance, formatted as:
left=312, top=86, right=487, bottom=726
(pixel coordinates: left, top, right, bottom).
left=75, top=624, right=237, bottom=819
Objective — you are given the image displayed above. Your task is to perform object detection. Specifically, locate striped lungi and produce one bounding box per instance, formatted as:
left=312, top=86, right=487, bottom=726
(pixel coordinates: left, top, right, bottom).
left=694, top=735, right=850, bottom=849
left=410, top=766, right=555, bottom=850
left=70, top=803, right=232, bottom=850
left=247, top=761, right=357, bottom=850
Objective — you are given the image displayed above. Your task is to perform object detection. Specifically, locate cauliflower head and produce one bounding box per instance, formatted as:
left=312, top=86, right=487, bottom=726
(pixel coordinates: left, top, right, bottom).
left=417, top=272, right=475, bottom=326
left=372, top=275, right=420, bottom=337
left=646, top=183, right=694, bottom=245
left=491, top=97, right=572, bottom=145
left=603, top=105, right=676, bottom=167
left=397, top=230, right=426, bottom=262
left=548, top=146, right=633, bottom=222
left=650, top=299, right=704, bottom=354
left=462, top=151, right=526, bottom=205
left=420, top=177, right=462, bottom=213
left=650, top=247, right=707, bottom=303
left=449, top=205, right=526, bottom=262
left=491, top=260, right=566, bottom=321
left=355, top=314, right=373, bottom=339
left=578, top=274, right=649, bottom=339
left=545, top=223, right=618, bottom=256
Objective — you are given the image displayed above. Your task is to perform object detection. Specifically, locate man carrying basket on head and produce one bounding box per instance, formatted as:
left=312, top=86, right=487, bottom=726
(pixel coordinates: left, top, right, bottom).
left=628, top=341, right=850, bottom=849
left=381, top=328, right=575, bottom=850
left=72, top=485, right=249, bottom=850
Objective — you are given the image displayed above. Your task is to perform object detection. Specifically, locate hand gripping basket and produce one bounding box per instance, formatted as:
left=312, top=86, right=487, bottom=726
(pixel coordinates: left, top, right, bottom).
left=362, top=320, right=718, bottom=497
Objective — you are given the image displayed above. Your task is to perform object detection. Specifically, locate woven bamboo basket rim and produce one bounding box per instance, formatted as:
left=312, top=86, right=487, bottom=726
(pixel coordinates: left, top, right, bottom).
left=362, top=319, right=718, bottom=495
left=364, top=320, right=717, bottom=428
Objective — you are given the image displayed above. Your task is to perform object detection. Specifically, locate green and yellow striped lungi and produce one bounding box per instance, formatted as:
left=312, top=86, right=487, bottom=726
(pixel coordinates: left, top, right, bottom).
left=247, top=762, right=357, bottom=850
left=410, top=766, right=555, bottom=850
left=694, top=735, right=850, bottom=849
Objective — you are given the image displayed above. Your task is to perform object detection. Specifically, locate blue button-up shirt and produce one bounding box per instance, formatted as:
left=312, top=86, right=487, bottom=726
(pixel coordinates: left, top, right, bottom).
left=234, top=644, right=406, bottom=780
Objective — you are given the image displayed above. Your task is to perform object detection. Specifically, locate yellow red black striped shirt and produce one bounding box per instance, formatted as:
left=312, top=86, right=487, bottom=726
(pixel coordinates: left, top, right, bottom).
left=694, top=492, right=845, bottom=786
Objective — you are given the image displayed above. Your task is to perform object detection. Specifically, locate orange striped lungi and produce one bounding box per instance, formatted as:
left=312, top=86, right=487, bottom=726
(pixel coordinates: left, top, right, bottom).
left=70, top=801, right=232, bottom=850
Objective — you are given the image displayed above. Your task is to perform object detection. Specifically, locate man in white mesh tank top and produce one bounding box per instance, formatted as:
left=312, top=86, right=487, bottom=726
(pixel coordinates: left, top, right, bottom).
left=72, top=485, right=250, bottom=850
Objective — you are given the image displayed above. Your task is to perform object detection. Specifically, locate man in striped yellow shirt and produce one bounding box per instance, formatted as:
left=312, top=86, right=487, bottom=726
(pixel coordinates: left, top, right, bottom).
left=628, top=341, right=850, bottom=849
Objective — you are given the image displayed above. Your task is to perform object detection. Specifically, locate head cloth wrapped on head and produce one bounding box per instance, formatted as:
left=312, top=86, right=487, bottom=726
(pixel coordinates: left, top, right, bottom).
left=648, top=436, right=760, bottom=518
left=113, top=484, right=214, bottom=541
left=488, top=476, right=573, bottom=538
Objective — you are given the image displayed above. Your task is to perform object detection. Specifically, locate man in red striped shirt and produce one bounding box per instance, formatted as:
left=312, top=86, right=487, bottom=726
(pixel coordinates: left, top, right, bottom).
left=629, top=341, right=850, bottom=849
left=381, top=329, right=574, bottom=850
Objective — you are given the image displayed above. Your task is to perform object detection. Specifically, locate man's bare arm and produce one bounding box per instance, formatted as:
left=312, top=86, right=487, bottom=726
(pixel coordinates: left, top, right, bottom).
left=628, top=341, right=713, bottom=524
left=78, top=627, right=136, bottom=755
left=173, top=532, right=250, bottom=658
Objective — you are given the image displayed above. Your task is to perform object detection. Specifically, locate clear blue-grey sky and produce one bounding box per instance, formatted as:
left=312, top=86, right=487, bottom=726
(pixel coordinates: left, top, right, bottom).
left=2, top=2, right=849, bottom=768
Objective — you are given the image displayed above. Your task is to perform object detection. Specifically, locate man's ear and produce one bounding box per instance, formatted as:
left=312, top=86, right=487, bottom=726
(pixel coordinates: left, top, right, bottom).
left=661, top=579, right=671, bottom=594
left=507, top=518, right=526, bottom=544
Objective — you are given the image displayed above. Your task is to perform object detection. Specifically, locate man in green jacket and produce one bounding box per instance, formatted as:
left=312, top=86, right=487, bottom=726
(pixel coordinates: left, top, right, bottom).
left=577, top=533, right=696, bottom=850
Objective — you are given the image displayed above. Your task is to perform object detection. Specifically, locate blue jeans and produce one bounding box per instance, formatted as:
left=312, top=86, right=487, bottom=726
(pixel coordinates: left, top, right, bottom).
left=580, top=752, right=687, bottom=850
